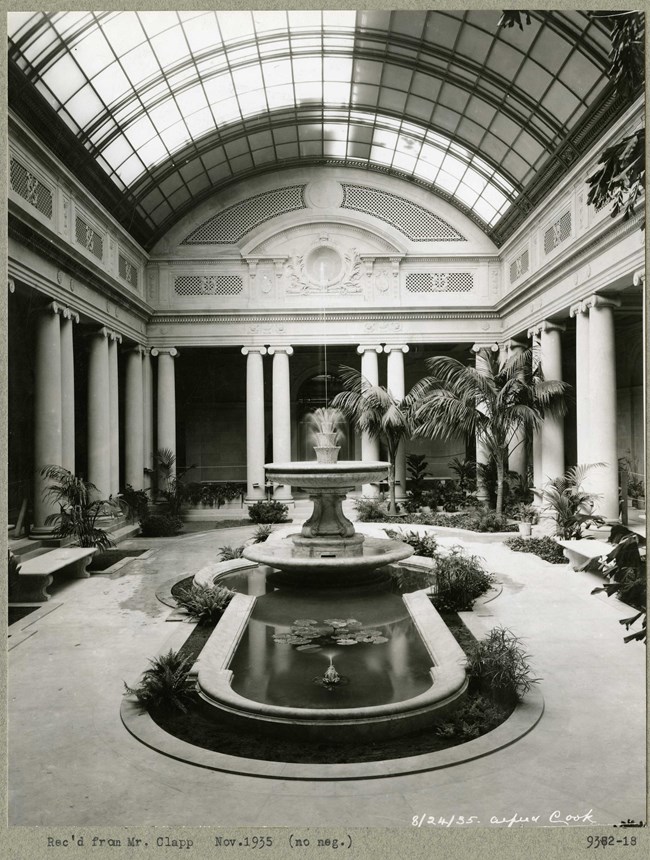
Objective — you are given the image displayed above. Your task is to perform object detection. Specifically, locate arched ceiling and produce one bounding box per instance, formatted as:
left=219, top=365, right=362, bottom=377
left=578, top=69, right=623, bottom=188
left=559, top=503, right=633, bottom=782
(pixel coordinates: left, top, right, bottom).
left=8, top=10, right=623, bottom=251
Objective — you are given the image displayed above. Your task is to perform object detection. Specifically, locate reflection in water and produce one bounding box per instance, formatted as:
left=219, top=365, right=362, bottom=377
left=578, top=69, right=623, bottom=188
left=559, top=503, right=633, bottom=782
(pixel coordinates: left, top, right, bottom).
left=221, top=567, right=433, bottom=710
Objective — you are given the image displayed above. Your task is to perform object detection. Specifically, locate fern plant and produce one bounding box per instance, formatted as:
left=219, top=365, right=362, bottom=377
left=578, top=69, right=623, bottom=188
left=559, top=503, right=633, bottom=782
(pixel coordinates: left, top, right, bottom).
left=218, top=545, right=244, bottom=561
left=175, top=583, right=235, bottom=624
left=123, top=650, right=196, bottom=713
left=465, top=627, right=540, bottom=705
left=41, top=465, right=118, bottom=549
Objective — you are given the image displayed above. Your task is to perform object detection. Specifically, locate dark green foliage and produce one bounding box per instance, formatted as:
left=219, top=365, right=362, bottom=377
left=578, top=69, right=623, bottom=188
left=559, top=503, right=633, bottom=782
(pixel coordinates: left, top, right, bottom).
left=504, top=535, right=566, bottom=564
left=175, top=583, right=235, bottom=623
left=41, top=465, right=117, bottom=549
left=139, top=513, right=183, bottom=537
left=253, top=524, right=273, bottom=543
left=354, top=498, right=394, bottom=522
left=435, top=694, right=509, bottom=741
left=592, top=11, right=645, bottom=102
left=406, top=454, right=430, bottom=506
left=124, top=650, right=196, bottom=713
left=448, top=457, right=477, bottom=492
left=218, top=545, right=244, bottom=561
left=120, top=485, right=149, bottom=523
left=586, top=129, right=645, bottom=225
left=498, top=11, right=532, bottom=30
left=592, top=534, right=646, bottom=643
left=186, top=482, right=245, bottom=508
left=248, top=501, right=289, bottom=524
left=433, top=548, right=494, bottom=612
left=385, top=528, right=438, bottom=558
left=543, top=464, right=606, bottom=539
left=8, top=551, right=21, bottom=594
left=465, top=627, right=540, bottom=705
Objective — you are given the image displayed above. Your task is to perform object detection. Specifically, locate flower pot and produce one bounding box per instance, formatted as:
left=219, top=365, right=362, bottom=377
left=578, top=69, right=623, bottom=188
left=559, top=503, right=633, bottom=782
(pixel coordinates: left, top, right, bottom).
left=314, top=445, right=341, bottom=464
left=518, top=522, right=533, bottom=538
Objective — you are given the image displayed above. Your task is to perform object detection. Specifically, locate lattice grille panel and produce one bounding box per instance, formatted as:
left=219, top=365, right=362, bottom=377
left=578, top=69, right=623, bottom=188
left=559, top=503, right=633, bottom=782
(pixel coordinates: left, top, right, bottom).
left=10, top=157, right=53, bottom=219
left=75, top=215, right=103, bottom=259
left=174, top=275, right=243, bottom=296
left=342, top=185, right=466, bottom=241
left=182, top=186, right=305, bottom=244
left=405, top=272, right=474, bottom=293
left=118, top=254, right=138, bottom=288
left=544, top=211, right=571, bottom=254
left=509, top=249, right=530, bottom=283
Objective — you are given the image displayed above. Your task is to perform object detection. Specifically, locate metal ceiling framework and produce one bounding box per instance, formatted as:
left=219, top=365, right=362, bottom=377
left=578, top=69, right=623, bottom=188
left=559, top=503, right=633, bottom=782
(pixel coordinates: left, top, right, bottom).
left=8, top=9, right=627, bottom=251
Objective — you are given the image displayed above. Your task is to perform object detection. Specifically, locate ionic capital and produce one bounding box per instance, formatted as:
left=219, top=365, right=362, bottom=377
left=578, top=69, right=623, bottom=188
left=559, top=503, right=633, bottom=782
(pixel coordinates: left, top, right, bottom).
left=633, top=269, right=645, bottom=287
left=267, top=346, right=294, bottom=357
left=8, top=278, right=15, bottom=294
left=383, top=344, right=410, bottom=354
left=241, top=346, right=267, bottom=357
left=471, top=342, right=499, bottom=354
left=86, top=325, right=119, bottom=342
left=527, top=324, right=542, bottom=339
left=123, top=343, right=147, bottom=357
left=585, top=294, right=622, bottom=311
left=356, top=344, right=383, bottom=355
left=151, top=346, right=178, bottom=357
left=569, top=301, right=588, bottom=318
left=540, top=320, right=566, bottom=334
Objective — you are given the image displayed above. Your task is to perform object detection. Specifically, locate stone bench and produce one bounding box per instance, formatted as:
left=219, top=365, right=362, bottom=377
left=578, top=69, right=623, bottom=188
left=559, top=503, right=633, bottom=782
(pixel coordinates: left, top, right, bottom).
left=14, top=548, right=97, bottom=602
left=557, top=539, right=608, bottom=571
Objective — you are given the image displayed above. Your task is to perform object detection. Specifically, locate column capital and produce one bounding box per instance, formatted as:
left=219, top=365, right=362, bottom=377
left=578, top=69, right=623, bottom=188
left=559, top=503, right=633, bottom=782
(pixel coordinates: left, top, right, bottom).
left=471, top=342, right=499, bottom=353
left=8, top=278, right=15, bottom=293
left=356, top=344, right=383, bottom=355
left=527, top=323, right=542, bottom=339
left=241, top=346, right=267, bottom=356
left=151, top=346, right=178, bottom=357
left=61, top=306, right=80, bottom=323
left=529, top=320, right=565, bottom=336
left=122, top=343, right=147, bottom=357
left=85, top=325, right=121, bottom=342
left=633, top=269, right=645, bottom=287
left=267, top=345, right=294, bottom=356
left=383, top=344, right=409, bottom=354
left=585, top=293, right=622, bottom=311
left=500, top=339, right=527, bottom=353
left=569, top=301, right=588, bottom=318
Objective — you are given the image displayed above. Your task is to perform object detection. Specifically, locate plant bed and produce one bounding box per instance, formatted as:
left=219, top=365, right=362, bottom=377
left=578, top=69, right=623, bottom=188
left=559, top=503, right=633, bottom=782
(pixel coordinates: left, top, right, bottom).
left=87, top=549, right=148, bottom=572
left=504, top=536, right=566, bottom=564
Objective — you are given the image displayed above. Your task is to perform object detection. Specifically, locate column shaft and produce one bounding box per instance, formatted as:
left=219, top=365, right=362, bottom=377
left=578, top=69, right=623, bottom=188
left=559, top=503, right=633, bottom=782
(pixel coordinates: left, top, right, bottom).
left=270, top=347, right=293, bottom=501
left=588, top=298, right=619, bottom=519
left=60, top=312, right=77, bottom=474
left=33, top=305, right=63, bottom=531
left=385, top=345, right=409, bottom=499
left=242, top=347, right=267, bottom=501
left=87, top=330, right=111, bottom=499
left=573, top=306, right=591, bottom=465
left=108, top=336, right=120, bottom=494
left=504, top=342, right=527, bottom=476
left=154, top=348, right=178, bottom=479
left=540, top=323, right=565, bottom=483
left=125, top=347, right=145, bottom=490
left=142, top=350, right=153, bottom=490
left=357, top=345, right=381, bottom=497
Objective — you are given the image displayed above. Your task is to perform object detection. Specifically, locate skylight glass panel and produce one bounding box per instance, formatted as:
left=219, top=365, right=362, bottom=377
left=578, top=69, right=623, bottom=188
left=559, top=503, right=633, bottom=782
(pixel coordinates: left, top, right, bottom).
left=125, top=116, right=158, bottom=149
left=41, top=54, right=87, bottom=102
left=262, top=59, right=293, bottom=87
left=295, top=82, right=323, bottom=102
left=392, top=152, right=418, bottom=172
left=138, top=11, right=180, bottom=39
left=65, top=86, right=105, bottom=126
left=214, top=98, right=242, bottom=124
left=182, top=14, right=221, bottom=53
left=138, top=137, right=169, bottom=167
left=176, top=85, right=209, bottom=116
left=436, top=171, right=461, bottom=194
left=67, top=28, right=114, bottom=78
left=102, top=136, right=135, bottom=171
left=455, top=183, right=480, bottom=207
left=238, top=91, right=268, bottom=115
left=115, top=153, right=146, bottom=185
left=101, top=12, right=146, bottom=56
left=324, top=82, right=352, bottom=103
left=265, top=85, right=295, bottom=110
left=158, top=123, right=191, bottom=152
left=149, top=100, right=183, bottom=132
left=288, top=10, right=322, bottom=29
left=232, top=65, right=264, bottom=94
left=203, top=74, right=236, bottom=103
left=120, top=44, right=159, bottom=85
left=219, top=11, right=256, bottom=42
left=293, top=56, right=322, bottom=82
left=472, top=198, right=498, bottom=223
left=253, top=11, right=289, bottom=34
left=151, top=29, right=188, bottom=67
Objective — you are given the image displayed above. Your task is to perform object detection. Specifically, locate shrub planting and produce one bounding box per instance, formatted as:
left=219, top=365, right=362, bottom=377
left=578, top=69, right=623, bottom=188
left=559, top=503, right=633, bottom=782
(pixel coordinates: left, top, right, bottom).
left=175, top=583, right=235, bottom=624
left=248, top=501, right=289, bottom=524
left=432, top=548, right=494, bottom=612
left=435, top=694, right=509, bottom=741
left=120, top=485, right=150, bottom=523
left=592, top=534, right=646, bottom=643
left=504, top=535, right=566, bottom=564
left=465, top=627, right=540, bottom=705
left=218, top=545, right=244, bottom=561
left=124, top=649, right=196, bottom=713
left=385, top=528, right=438, bottom=557
left=139, top=513, right=183, bottom=537
left=253, top=524, right=273, bottom=543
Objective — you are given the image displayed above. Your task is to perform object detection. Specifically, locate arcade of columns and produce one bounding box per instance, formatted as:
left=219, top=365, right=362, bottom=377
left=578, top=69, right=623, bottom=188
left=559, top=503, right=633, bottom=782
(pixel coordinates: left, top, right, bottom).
left=29, top=286, right=637, bottom=533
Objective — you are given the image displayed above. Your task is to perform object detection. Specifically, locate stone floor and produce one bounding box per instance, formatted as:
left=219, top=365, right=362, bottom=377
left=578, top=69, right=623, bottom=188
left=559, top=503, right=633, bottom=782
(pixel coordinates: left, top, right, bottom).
left=8, top=513, right=647, bottom=828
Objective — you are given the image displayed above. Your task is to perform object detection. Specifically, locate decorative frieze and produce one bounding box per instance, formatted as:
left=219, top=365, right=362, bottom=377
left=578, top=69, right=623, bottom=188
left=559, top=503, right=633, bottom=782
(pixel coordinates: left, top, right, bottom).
left=10, top=156, right=53, bottom=219
left=405, top=272, right=473, bottom=293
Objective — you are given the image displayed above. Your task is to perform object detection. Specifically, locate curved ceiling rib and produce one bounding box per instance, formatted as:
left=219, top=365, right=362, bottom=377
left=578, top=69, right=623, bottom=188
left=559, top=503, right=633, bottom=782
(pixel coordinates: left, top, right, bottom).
left=8, top=10, right=616, bottom=248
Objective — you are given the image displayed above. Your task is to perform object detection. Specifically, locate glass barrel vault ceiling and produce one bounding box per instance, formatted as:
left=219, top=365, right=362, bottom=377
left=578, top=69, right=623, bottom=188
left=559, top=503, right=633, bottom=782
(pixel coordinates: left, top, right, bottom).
left=8, top=10, right=614, bottom=245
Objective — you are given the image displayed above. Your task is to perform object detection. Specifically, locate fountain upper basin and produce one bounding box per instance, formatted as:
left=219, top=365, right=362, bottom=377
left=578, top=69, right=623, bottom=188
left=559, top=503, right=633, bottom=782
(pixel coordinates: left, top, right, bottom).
left=265, top=460, right=389, bottom=488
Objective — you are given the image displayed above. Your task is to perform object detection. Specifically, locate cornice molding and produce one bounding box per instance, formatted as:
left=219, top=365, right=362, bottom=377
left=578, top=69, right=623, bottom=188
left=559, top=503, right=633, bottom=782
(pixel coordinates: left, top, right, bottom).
left=151, top=310, right=502, bottom=325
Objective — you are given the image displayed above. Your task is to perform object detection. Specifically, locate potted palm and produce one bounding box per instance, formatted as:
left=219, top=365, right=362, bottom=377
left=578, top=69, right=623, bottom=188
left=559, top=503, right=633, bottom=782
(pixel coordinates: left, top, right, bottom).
left=514, top=503, right=539, bottom=537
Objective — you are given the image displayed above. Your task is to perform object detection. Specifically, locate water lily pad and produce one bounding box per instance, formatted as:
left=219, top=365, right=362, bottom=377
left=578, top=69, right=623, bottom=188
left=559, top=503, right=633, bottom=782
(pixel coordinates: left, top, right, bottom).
left=335, top=638, right=358, bottom=645
left=345, top=619, right=362, bottom=627
left=272, top=635, right=293, bottom=644
left=293, top=619, right=318, bottom=626
left=371, top=636, right=389, bottom=644
left=324, top=618, right=348, bottom=627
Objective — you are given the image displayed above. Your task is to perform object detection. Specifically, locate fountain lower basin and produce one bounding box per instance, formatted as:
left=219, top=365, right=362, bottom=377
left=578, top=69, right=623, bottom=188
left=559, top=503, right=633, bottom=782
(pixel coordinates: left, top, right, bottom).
left=193, top=559, right=468, bottom=741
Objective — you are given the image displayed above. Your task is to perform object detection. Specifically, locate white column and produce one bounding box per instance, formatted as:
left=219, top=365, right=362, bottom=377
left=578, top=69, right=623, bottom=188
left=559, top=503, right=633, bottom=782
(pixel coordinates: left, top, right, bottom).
left=60, top=307, right=79, bottom=475
left=152, top=347, right=178, bottom=477
left=384, top=344, right=409, bottom=499
left=268, top=345, right=293, bottom=502
left=124, top=345, right=145, bottom=490
left=527, top=325, right=544, bottom=504
left=503, top=340, right=527, bottom=477
left=32, top=303, right=63, bottom=532
left=587, top=294, right=621, bottom=520
left=357, top=344, right=382, bottom=497
left=87, top=327, right=112, bottom=500
left=108, top=333, right=121, bottom=495
left=472, top=343, right=498, bottom=503
left=242, top=346, right=267, bottom=502
left=142, top=348, right=154, bottom=491
left=539, top=321, right=565, bottom=484
left=570, top=301, right=591, bottom=465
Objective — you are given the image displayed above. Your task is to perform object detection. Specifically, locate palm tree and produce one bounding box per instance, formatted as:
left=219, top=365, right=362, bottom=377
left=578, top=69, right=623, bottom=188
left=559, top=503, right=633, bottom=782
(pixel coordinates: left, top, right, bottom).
left=414, top=347, right=569, bottom=515
left=331, top=366, right=436, bottom=516
left=40, top=464, right=120, bottom=549
left=542, top=463, right=606, bottom=539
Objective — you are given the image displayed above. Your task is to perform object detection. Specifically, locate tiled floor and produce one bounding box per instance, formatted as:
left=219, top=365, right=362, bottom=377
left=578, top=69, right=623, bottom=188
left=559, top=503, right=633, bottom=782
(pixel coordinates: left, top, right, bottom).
left=8, top=517, right=646, bottom=827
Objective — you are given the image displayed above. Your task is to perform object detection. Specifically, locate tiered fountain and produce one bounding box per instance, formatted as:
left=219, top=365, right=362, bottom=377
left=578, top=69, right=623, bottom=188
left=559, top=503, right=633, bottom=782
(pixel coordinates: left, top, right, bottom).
left=194, top=414, right=468, bottom=740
